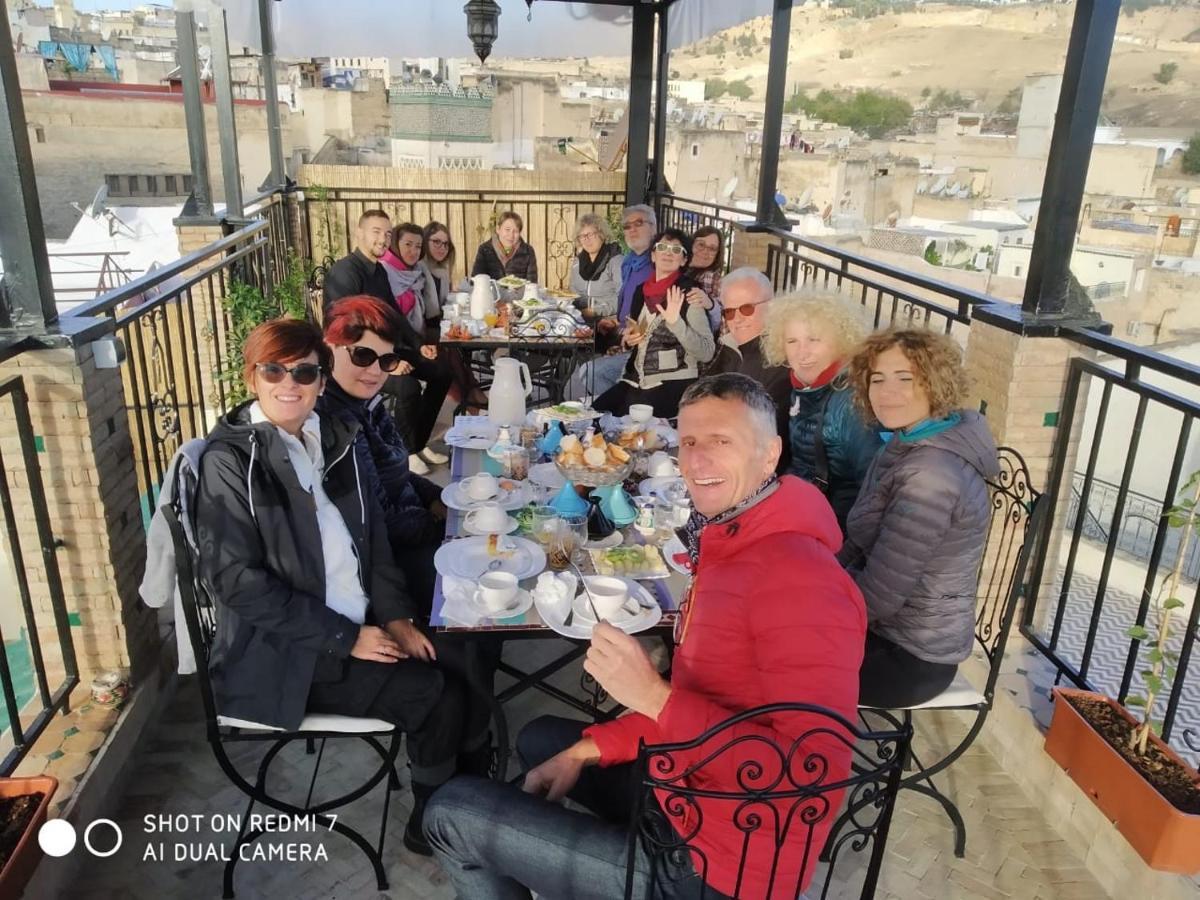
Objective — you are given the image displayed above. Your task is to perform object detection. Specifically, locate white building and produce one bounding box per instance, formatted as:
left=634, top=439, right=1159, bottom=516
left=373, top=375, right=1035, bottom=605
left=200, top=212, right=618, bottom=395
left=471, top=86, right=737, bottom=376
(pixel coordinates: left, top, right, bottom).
left=667, top=80, right=705, bottom=105
left=328, top=55, right=390, bottom=84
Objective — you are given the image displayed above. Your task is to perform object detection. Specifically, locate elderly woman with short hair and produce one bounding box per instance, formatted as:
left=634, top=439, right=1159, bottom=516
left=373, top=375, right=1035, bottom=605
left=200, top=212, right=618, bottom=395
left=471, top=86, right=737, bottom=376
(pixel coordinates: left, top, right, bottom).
left=840, top=328, right=999, bottom=708
left=761, top=291, right=881, bottom=530
left=568, top=212, right=623, bottom=318
left=471, top=210, right=538, bottom=282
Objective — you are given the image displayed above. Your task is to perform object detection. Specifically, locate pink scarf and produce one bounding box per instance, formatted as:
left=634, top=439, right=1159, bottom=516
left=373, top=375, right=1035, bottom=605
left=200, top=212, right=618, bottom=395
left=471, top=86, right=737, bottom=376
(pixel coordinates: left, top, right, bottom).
left=381, top=249, right=421, bottom=316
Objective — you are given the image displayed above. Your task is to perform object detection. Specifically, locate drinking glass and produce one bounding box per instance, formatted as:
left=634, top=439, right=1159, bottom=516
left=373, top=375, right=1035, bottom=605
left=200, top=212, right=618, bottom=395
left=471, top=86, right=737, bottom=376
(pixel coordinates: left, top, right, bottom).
left=653, top=498, right=676, bottom=543
left=531, top=505, right=559, bottom=547
left=549, top=514, right=588, bottom=571
left=504, top=446, right=530, bottom=481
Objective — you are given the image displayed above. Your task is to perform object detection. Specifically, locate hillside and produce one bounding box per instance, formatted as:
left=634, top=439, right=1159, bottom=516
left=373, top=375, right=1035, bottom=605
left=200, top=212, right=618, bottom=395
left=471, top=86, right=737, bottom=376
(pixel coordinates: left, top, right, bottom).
left=497, top=4, right=1200, bottom=130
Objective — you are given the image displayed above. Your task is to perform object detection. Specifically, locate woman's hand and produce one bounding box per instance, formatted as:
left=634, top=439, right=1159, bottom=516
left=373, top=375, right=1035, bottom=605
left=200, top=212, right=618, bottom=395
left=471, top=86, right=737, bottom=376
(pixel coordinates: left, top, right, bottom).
left=621, top=320, right=644, bottom=349
left=385, top=619, right=436, bottom=662
left=522, top=738, right=601, bottom=802
left=419, top=344, right=438, bottom=360
left=395, top=360, right=414, bottom=376
left=685, top=288, right=713, bottom=310
left=663, top=286, right=686, bottom=325
left=350, top=626, right=405, bottom=664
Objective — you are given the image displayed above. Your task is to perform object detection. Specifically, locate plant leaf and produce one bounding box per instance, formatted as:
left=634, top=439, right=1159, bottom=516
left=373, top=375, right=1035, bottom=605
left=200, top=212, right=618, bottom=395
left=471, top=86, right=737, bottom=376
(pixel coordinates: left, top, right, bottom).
left=1126, top=625, right=1150, bottom=641
left=1125, top=695, right=1147, bottom=707
left=1147, top=648, right=1164, bottom=664
left=1162, top=597, right=1185, bottom=611
left=1145, top=675, right=1165, bottom=694
left=1167, top=513, right=1188, bottom=528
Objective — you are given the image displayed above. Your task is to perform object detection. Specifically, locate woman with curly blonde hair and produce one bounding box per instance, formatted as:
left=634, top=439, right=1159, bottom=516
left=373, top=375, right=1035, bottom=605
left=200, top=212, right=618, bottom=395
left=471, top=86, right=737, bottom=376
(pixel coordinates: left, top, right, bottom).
left=761, top=291, right=881, bottom=529
left=840, top=328, right=999, bottom=708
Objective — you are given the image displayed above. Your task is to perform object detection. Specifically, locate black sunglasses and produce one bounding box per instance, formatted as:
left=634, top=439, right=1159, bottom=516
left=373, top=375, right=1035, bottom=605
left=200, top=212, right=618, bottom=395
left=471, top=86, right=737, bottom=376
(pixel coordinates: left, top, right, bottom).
left=346, top=345, right=402, bottom=372
left=255, top=362, right=324, bottom=385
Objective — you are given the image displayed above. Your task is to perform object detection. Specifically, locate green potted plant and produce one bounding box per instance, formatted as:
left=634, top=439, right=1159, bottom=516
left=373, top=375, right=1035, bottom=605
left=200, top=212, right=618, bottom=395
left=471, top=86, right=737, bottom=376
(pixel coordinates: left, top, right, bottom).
left=1045, top=471, right=1200, bottom=873
left=0, top=775, right=58, bottom=896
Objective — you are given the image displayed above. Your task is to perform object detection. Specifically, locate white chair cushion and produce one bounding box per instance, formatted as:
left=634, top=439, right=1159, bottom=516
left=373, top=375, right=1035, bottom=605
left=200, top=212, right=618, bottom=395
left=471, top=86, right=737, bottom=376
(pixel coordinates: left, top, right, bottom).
left=860, top=671, right=985, bottom=712
left=217, top=714, right=396, bottom=734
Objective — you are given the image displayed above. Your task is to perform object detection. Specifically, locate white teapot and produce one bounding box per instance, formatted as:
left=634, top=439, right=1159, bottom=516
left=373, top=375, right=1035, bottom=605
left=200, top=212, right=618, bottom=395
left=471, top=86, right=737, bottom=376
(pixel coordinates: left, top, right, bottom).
left=470, top=274, right=499, bottom=321
left=487, top=357, right=532, bottom=427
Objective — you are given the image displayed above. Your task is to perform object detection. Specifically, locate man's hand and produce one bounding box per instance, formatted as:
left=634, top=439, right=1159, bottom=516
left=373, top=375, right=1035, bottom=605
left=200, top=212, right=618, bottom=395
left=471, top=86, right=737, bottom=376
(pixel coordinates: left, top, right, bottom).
left=419, top=344, right=438, bottom=360
left=685, top=288, right=712, bottom=310
left=395, top=360, right=414, bottom=376
left=350, top=626, right=405, bottom=663
left=584, top=622, right=671, bottom=719
left=384, top=619, right=436, bottom=662
left=522, top=738, right=600, bottom=802
left=662, top=286, right=686, bottom=325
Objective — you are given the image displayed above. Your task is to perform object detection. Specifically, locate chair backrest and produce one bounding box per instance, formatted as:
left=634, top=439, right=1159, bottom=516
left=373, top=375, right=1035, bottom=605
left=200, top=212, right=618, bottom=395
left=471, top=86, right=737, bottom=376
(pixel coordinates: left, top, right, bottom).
left=973, top=446, right=1047, bottom=698
left=623, top=702, right=912, bottom=900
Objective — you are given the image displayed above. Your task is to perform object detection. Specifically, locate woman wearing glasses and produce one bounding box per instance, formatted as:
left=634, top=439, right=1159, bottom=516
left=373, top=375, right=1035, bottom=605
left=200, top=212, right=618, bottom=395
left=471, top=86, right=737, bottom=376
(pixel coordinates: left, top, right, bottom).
left=420, top=221, right=457, bottom=314
left=761, top=292, right=881, bottom=531
left=593, top=228, right=715, bottom=418
left=568, top=213, right=623, bottom=319
left=684, top=226, right=725, bottom=332
left=195, top=317, right=488, bottom=856
left=381, top=222, right=440, bottom=341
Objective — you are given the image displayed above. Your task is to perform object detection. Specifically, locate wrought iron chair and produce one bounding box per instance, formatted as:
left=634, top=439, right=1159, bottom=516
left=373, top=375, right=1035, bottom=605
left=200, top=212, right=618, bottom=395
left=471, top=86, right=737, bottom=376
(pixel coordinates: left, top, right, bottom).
left=624, top=702, right=912, bottom=900
left=161, top=494, right=402, bottom=898
left=841, top=446, right=1047, bottom=859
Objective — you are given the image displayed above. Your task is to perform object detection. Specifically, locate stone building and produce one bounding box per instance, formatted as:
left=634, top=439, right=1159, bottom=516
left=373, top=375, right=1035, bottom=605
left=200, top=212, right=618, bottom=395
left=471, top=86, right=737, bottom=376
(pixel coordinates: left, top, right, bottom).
left=389, top=82, right=495, bottom=171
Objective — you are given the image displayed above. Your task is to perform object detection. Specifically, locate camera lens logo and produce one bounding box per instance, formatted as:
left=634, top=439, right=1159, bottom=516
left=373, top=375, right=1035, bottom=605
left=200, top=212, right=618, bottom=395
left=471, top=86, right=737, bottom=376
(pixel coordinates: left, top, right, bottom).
left=38, top=819, right=123, bottom=858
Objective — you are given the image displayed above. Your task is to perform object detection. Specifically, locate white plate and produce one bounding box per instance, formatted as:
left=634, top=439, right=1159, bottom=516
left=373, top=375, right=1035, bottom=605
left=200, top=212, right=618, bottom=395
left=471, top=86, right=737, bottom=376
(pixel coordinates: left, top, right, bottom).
left=466, top=588, right=534, bottom=622
left=584, top=530, right=623, bottom=550
left=444, top=426, right=499, bottom=450
left=442, top=478, right=533, bottom=512
left=434, top=535, right=546, bottom=580
left=638, top=476, right=686, bottom=499
left=462, top=514, right=520, bottom=536
left=539, top=403, right=599, bottom=424
left=528, top=461, right=566, bottom=490
left=662, top=535, right=693, bottom=576
left=535, top=577, right=662, bottom=639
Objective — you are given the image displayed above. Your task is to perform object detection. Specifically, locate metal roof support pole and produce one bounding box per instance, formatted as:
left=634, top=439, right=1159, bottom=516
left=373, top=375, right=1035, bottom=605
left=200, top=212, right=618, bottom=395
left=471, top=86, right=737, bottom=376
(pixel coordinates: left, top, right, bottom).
left=756, top=0, right=792, bottom=226
left=626, top=4, right=655, bottom=207
left=175, top=6, right=215, bottom=220
left=208, top=0, right=244, bottom=220
left=257, top=0, right=286, bottom=190
left=651, top=4, right=670, bottom=197
left=0, top=2, right=56, bottom=332
left=1022, top=0, right=1120, bottom=318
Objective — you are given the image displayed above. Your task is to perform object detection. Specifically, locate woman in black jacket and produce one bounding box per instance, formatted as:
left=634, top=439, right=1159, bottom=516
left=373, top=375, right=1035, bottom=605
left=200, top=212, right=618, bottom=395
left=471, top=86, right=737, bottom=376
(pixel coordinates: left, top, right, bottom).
left=194, top=318, right=485, bottom=856
left=470, top=210, right=538, bottom=282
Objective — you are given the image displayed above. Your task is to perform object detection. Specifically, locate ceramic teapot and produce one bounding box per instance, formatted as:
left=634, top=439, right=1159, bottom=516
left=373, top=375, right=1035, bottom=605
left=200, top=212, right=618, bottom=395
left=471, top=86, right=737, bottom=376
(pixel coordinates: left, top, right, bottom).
left=470, top=274, right=499, bottom=320
left=487, top=357, right=532, bottom=427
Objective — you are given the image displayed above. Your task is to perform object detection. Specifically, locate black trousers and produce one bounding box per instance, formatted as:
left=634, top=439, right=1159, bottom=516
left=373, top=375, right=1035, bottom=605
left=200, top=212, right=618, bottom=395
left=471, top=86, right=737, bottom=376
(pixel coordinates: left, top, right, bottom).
left=384, top=356, right=452, bottom=453
left=594, top=377, right=692, bottom=419
left=858, top=631, right=958, bottom=708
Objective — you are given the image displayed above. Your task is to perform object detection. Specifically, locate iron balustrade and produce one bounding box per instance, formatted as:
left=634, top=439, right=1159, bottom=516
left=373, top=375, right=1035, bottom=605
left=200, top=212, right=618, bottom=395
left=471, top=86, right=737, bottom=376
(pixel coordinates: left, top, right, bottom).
left=297, top=185, right=625, bottom=294
left=1023, top=330, right=1200, bottom=763
left=0, top=374, right=79, bottom=774
left=64, top=219, right=276, bottom=521
left=653, top=193, right=751, bottom=274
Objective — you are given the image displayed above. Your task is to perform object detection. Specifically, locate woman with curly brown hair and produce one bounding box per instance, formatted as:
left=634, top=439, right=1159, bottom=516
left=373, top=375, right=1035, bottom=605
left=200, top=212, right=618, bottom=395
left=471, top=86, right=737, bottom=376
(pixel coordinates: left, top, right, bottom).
left=840, top=328, right=999, bottom=708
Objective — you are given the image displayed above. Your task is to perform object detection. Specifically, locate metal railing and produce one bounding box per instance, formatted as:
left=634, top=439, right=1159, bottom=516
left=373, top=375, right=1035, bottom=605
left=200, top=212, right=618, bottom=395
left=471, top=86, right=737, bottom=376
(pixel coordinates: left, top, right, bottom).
left=653, top=194, right=752, bottom=275
left=64, top=219, right=276, bottom=521
left=47, top=250, right=141, bottom=304
left=0, top=374, right=79, bottom=774
left=1023, top=330, right=1200, bottom=760
left=297, top=185, right=625, bottom=293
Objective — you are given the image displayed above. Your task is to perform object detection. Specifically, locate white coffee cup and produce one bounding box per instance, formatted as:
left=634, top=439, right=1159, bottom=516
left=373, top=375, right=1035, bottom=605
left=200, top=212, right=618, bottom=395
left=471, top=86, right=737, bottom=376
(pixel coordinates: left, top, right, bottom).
left=522, top=283, right=540, bottom=302
left=465, top=502, right=509, bottom=533
left=647, top=451, right=676, bottom=478
left=584, top=576, right=629, bottom=620
left=478, top=571, right=519, bottom=611
left=465, top=472, right=500, bottom=501
left=628, top=403, right=654, bottom=424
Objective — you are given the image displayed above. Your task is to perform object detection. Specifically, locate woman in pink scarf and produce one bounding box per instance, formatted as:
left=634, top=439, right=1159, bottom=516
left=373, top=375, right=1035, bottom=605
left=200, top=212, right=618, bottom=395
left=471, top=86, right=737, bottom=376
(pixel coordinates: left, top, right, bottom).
left=381, top=222, right=440, bottom=337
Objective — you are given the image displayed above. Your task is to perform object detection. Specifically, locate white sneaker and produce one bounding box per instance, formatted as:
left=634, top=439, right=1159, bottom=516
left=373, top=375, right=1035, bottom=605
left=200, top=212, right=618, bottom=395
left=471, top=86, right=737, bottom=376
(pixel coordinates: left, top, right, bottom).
left=420, top=447, right=449, bottom=466
left=408, top=453, right=431, bottom=476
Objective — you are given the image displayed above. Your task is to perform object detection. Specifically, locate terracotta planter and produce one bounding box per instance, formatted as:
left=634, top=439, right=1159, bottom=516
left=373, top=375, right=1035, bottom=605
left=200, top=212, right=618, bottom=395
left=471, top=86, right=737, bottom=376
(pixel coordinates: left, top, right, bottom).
left=0, top=776, right=57, bottom=897
left=1045, top=687, right=1200, bottom=874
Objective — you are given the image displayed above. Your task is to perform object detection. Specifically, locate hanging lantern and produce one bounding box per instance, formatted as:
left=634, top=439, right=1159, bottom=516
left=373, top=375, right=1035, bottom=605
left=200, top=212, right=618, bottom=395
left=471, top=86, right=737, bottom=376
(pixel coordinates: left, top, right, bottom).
left=464, top=0, right=502, bottom=65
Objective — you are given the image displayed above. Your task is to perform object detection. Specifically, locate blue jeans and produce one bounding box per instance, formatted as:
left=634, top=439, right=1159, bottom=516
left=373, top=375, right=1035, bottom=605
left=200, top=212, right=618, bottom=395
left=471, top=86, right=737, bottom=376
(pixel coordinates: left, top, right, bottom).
left=566, top=351, right=630, bottom=403
left=424, top=715, right=714, bottom=900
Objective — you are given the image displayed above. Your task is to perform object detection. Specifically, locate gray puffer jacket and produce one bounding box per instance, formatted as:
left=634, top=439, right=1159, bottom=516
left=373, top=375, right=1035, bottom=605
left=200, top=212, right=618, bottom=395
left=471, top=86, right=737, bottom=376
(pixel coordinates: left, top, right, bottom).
left=839, top=410, right=999, bottom=665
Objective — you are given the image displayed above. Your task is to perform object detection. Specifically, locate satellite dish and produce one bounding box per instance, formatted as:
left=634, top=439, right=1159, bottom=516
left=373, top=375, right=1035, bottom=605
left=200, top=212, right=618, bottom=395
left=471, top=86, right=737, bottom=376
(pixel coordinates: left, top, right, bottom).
left=930, top=176, right=948, bottom=195
left=86, top=184, right=109, bottom=218
left=721, top=176, right=738, bottom=199
left=797, top=187, right=813, bottom=209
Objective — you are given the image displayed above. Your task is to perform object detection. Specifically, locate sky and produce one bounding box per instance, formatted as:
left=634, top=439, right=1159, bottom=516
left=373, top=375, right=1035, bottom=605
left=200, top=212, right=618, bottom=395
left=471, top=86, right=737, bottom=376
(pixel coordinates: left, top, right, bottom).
left=60, top=1, right=772, bottom=59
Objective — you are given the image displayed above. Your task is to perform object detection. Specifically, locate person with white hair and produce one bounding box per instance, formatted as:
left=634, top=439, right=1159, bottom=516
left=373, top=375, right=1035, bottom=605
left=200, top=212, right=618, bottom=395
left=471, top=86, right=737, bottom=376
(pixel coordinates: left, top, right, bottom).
left=568, top=212, right=623, bottom=318
left=705, top=267, right=791, bottom=470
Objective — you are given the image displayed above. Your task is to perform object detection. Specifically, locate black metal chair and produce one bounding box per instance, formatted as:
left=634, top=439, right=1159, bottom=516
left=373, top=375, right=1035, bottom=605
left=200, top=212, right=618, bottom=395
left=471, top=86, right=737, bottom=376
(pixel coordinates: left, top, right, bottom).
left=846, top=446, right=1047, bottom=858
left=624, top=702, right=912, bottom=900
left=161, top=499, right=402, bottom=898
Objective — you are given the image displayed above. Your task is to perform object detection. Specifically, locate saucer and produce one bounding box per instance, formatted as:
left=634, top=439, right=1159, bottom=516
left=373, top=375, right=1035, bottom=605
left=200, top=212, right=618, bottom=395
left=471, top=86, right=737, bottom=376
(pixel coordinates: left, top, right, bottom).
left=463, top=515, right=520, bottom=536
left=469, top=588, right=534, bottom=621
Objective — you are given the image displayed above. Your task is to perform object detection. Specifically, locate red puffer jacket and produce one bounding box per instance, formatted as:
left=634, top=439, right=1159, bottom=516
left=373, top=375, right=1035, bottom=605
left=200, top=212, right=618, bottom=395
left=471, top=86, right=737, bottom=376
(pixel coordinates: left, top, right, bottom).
left=584, top=476, right=866, bottom=899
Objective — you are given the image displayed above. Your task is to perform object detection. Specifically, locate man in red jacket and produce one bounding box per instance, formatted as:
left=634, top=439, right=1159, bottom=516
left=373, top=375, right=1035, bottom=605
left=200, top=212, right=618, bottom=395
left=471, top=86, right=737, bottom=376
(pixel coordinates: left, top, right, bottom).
left=424, top=373, right=866, bottom=899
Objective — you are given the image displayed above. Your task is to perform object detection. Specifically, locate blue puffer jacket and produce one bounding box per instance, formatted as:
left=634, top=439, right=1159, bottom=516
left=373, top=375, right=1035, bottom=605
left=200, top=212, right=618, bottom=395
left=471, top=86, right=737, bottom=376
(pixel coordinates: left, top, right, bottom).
left=317, top=381, right=443, bottom=548
left=787, top=377, right=882, bottom=530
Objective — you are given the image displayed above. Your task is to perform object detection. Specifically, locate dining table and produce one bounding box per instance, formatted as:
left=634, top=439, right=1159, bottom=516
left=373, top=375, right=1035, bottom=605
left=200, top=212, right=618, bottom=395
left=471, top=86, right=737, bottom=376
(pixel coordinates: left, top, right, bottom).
left=429, top=434, right=689, bottom=778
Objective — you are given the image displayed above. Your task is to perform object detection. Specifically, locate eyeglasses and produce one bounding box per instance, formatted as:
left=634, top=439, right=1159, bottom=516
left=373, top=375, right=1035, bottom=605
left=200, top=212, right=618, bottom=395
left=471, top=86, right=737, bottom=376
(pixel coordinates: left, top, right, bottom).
left=654, top=242, right=685, bottom=256
left=345, top=345, right=402, bottom=372
left=721, top=299, right=771, bottom=321
left=428, top=237, right=449, bottom=248
left=255, top=362, right=323, bottom=385
left=577, top=230, right=601, bottom=242
left=622, top=219, right=649, bottom=231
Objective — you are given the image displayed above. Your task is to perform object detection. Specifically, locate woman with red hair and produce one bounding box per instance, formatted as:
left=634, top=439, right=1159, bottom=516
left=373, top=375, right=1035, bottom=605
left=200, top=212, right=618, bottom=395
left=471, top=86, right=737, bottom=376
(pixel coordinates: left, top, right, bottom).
left=194, top=317, right=489, bottom=854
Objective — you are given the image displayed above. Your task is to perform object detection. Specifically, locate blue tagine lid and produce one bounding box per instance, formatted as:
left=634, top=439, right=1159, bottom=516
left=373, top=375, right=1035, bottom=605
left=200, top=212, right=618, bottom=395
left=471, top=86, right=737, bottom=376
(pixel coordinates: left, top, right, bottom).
left=550, top=480, right=589, bottom=517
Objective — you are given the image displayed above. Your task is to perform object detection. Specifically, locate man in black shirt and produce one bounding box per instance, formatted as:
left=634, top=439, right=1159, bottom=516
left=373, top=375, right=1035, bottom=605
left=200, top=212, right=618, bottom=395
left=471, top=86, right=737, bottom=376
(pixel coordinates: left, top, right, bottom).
left=705, top=268, right=792, bottom=471
left=323, top=209, right=452, bottom=473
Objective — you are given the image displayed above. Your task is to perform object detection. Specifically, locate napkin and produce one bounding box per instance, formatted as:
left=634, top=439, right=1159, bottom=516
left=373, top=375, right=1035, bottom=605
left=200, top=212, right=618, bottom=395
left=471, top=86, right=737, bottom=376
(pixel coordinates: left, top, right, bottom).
left=532, top=571, right=575, bottom=624
left=441, top=575, right=484, bottom=627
